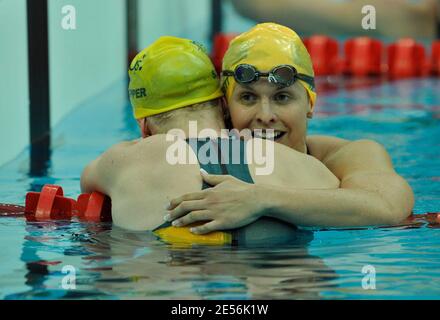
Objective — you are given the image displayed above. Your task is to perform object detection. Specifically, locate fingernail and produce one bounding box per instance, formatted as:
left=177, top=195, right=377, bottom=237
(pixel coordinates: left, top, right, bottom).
left=200, top=168, right=208, bottom=175
left=164, top=214, right=170, bottom=221
left=172, top=220, right=180, bottom=227
left=164, top=202, right=171, bottom=210
left=190, top=228, right=197, bottom=233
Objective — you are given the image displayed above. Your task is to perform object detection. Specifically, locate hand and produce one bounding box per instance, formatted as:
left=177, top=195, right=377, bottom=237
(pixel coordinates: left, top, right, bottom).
left=165, top=170, right=264, bottom=234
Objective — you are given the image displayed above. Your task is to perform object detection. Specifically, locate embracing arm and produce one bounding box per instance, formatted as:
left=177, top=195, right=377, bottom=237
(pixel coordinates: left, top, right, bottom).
left=166, top=139, right=414, bottom=233
left=262, top=139, right=414, bottom=227
left=261, top=174, right=413, bottom=227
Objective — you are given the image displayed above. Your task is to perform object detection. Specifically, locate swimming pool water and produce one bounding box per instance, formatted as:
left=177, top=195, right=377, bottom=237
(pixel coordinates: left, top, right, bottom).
left=0, top=77, right=439, bottom=299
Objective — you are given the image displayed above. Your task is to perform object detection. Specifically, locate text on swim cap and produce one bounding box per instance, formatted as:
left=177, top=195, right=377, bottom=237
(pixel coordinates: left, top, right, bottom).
left=129, top=54, right=146, bottom=71
left=129, top=88, right=147, bottom=99
left=190, top=40, right=208, bottom=53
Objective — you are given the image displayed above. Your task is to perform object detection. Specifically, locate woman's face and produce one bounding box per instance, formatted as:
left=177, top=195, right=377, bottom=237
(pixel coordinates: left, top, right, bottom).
left=228, top=79, right=312, bottom=152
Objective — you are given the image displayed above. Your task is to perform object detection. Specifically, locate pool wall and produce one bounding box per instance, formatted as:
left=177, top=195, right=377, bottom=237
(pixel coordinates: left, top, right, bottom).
left=0, top=0, right=237, bottom=168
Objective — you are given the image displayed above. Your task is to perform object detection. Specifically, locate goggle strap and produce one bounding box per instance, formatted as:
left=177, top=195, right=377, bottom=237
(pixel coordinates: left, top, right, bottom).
left=222, top=66, right=315, bottom=90
left=221, top=70, right=235, bottom=77
left=296, top=73, right=315, bottom=89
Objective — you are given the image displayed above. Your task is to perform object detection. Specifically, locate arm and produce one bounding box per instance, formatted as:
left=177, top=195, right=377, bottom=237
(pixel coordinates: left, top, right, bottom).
left=261, top=174, right=413, bottom=227
left=262, top=139, right=414, bottom=227
left=231, top=0, right=438, bottom=38
left=166, top=139, right=414, bottom=233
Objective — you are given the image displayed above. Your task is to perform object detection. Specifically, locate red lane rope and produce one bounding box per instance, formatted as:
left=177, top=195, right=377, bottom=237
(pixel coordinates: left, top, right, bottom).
left=211, top=33, right=440, bottom=77
left=1, top=199, right=438, bottom=229
left=0, top=203, right=25, bottom=217
left=1, top=184, right=112, bottom=222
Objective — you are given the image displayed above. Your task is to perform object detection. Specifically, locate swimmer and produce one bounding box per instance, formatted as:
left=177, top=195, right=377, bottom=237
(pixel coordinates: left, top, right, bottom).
left=80, top=36, right=339, bottom=245
left=168, top=23, right=414, bottom=233
left=231, top=0, right=440, bottom=39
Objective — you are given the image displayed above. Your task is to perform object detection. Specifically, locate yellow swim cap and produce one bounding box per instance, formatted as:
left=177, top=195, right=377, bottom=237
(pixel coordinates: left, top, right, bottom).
left=154, top=223, right=232, bottom=247
left=129, top=36, right=224, bottom=119
left=222, top=23, right=316, bottom=108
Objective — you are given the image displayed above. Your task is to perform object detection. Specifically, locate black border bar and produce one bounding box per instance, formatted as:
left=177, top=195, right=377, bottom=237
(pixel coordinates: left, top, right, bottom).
left=27, top=0, right=50, bottom=176
left=127, top=0, right=138, bottom=67
left=211, top=0, right=223, bottom=40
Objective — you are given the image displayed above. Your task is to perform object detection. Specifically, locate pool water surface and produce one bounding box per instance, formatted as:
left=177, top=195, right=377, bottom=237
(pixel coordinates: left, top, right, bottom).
left=0, top=77, right=439, bottom=299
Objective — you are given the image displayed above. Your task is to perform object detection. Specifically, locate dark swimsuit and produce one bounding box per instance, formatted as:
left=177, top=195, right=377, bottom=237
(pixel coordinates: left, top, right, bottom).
left=153, top=136, right=252, bottom=245
left=153, top=136, right=311, bottom=246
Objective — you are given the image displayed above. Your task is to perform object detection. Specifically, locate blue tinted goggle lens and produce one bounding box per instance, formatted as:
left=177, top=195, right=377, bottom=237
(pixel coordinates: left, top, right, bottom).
left=225, top=64, right=296, bottom=86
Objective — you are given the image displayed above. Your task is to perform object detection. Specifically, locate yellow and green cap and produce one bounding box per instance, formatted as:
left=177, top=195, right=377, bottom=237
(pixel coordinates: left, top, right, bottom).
left=128, top=36, right=224, bottom=119
left=222, top=23, right=316, bottom=108
left=154, top=223, right=232, bottom=247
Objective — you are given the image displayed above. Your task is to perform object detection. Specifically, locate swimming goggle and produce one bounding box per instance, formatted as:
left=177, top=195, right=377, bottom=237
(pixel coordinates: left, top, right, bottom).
left=221, top=64, right=315, bottom=89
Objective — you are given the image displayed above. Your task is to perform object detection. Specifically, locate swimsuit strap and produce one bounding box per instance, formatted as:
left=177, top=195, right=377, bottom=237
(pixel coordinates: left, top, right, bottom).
left=186, top=137, right=255, bottom=187
left=212, top=137, right=254, bottom=184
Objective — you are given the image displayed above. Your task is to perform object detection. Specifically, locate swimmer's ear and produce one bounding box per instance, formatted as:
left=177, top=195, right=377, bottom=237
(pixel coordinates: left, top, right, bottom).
left=306, top=94, right=314, bottom=119
left=137, top=118, right=152, bottom=138
left=220, top=97, right=233, bottom=128
left=220, top=97, right=230, bottom=117
left=307, top=102, right=314, bottom=118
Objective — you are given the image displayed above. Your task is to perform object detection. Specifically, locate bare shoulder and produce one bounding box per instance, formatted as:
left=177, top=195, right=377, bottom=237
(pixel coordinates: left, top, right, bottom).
left=306, top=135, right=391, bottom=166
left=80, top=139, right=139, bottom=193
left=306, top=135, right=350, bottom=162
left=249, top=137, right=339, bottom=188
left=111, top=135, right=179, bottom=160
left=134, top=134, right=186, bottom=149
left=252, top=136, right=337, bottom=167
left=250, top=137, right=308, bottom=162
left=85, top=138, right=154, bottom=177
left=133, top=134, right=191, bottom=162
left=320, top=138, right=395, bottom=179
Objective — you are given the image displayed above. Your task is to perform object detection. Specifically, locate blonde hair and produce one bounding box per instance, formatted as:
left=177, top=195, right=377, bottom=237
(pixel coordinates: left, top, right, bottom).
left=147, top=98, right=223, bottom=132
